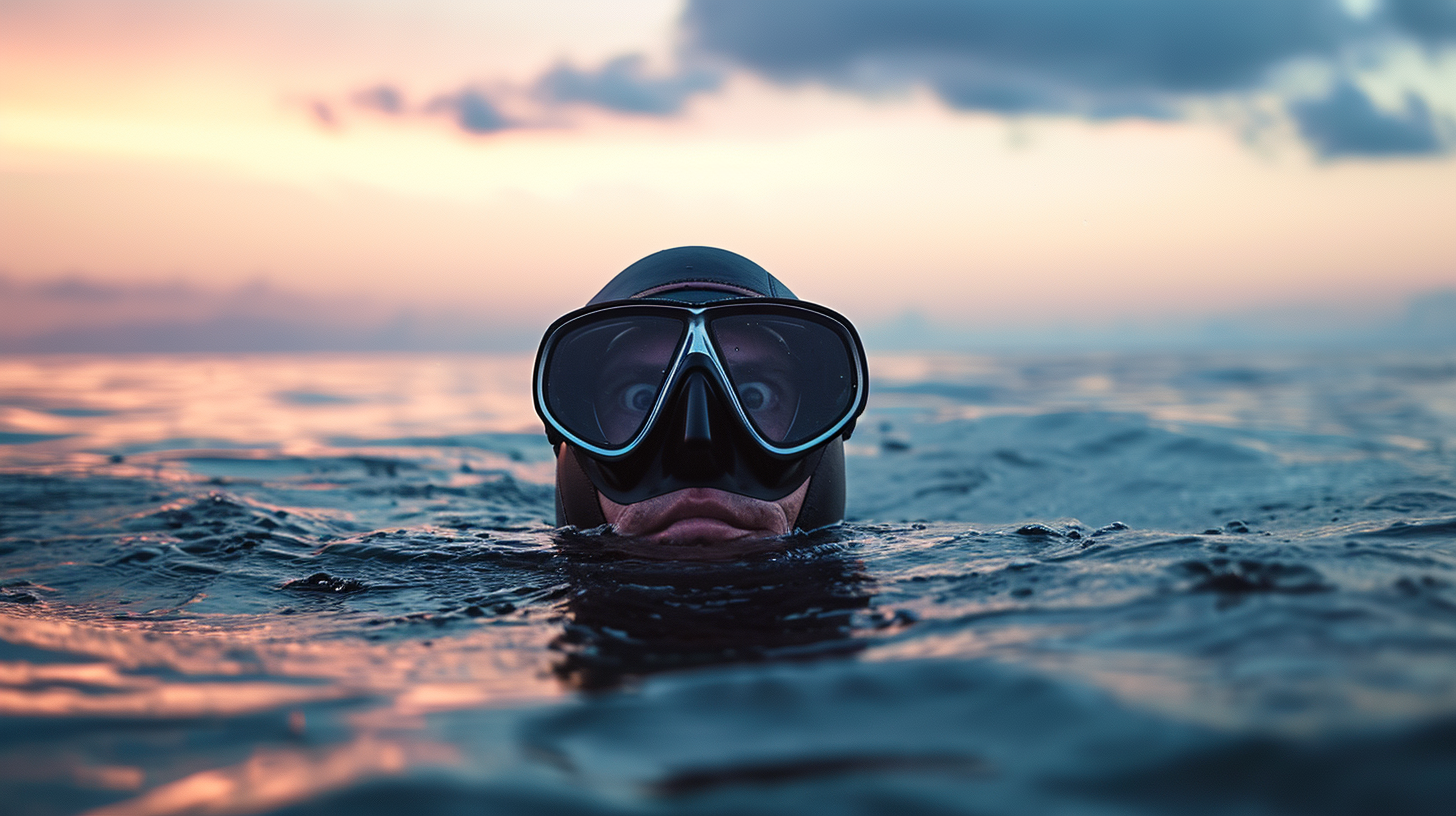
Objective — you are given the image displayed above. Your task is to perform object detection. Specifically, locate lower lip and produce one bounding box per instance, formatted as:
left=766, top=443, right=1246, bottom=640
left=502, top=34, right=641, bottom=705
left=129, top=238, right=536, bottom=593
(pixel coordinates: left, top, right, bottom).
left=647, top=517, right=762, bottom=542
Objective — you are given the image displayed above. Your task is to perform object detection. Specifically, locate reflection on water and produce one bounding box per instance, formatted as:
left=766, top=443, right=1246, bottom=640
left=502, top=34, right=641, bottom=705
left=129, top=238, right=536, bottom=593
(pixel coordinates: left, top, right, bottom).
left=0, top=354, right=542, bottom=475
left=550, top=539, right=876, bottom=691
left=82, top=737, right=460, bottom=816
left=4, top=351, right=1456, bottom=815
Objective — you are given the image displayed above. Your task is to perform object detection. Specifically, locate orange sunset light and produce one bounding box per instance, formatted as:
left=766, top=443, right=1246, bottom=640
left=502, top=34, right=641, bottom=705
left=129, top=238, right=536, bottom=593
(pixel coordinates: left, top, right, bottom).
left=3, top=0, right=1454, bottom=343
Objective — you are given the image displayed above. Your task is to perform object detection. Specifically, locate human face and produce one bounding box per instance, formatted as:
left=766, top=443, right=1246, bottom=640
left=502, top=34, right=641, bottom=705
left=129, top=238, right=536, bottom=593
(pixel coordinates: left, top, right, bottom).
left=709, top=318, right=801, bottom=443
left=534, top=299, right=866, bottom=462
left=592, top=324, right=678, bottom=445
left=539, top=298, right=863, bottom=528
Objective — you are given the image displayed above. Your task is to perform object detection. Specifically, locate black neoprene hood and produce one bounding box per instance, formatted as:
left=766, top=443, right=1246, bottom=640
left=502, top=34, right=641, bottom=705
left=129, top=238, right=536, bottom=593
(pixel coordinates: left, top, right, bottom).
left=549, top=246, right=856, bottom=532
left=586, top=246, right=798, bottom=305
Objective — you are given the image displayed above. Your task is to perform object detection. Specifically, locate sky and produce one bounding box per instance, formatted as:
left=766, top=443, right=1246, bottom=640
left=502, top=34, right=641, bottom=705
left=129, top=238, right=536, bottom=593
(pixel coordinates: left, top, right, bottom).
left=2, top=0, right=1455, bottom=351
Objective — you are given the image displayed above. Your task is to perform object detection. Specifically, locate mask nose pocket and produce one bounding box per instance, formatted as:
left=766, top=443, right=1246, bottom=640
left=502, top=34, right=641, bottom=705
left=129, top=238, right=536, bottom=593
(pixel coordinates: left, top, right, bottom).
left=671, top=373, right=734, bottom=482
left=682, top=375, right=713, bottom=446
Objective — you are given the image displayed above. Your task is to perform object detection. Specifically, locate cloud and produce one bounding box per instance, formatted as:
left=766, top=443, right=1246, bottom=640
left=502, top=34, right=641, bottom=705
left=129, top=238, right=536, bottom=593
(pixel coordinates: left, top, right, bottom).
left=534, top=54, right=722, bottom=115
left=352, top=84, right=405, bottom=116
left=308, top=99, right=338, bottom=129
left=0, top=275, right=540, bottom=353
left=326, top=57, right=718, bottom=137
left=679, top=0, right=1454, bottom=158
left=1385, top=0, right=1456, bottom=45
left=1291, top=80, right=1448, bottom=157
left=313, top=1, right=1455, bottom=157
left=426, top=88, right=515, bottom=134
left=682, top=0, right=1353, bottom=114
left=329, top=83, right=518, bottom=135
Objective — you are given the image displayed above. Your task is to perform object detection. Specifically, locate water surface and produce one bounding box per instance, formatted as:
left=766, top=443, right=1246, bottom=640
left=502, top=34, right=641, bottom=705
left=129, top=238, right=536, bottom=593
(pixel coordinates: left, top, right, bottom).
left=3, top=351, right=1456, bottom=815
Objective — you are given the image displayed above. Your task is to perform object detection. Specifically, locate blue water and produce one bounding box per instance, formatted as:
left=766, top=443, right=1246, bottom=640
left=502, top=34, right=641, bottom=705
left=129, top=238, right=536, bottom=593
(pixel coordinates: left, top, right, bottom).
left=2, top=351, right=1455, bottom=815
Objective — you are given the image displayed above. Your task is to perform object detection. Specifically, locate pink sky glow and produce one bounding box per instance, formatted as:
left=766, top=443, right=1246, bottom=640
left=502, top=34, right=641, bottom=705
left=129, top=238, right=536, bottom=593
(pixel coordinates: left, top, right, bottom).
left=3, top=0, right=1454, bottom=347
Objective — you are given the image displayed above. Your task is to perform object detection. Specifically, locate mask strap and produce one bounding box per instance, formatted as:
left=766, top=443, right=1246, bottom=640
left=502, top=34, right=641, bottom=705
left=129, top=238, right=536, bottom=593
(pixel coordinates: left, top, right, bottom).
left=555, top=446, right=608, bottom=528
left=794, top=439, right=845, bottom=533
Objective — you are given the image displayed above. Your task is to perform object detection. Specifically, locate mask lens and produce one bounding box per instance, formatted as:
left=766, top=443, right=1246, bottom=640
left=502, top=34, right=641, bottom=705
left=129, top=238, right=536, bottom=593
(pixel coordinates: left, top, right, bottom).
left=711, top=313, right=857, bottom=447
left=543, top=315, right=684, bottom=447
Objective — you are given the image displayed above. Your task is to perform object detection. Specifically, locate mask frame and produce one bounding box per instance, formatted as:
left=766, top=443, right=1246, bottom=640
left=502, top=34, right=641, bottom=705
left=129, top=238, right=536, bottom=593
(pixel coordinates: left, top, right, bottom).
left=533, top=298, right=868, bottom=504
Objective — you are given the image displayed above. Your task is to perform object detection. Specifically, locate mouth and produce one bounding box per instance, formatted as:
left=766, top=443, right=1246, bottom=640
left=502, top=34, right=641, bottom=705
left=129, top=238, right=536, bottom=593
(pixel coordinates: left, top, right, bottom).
left=608, top=488, right=789, bottom=543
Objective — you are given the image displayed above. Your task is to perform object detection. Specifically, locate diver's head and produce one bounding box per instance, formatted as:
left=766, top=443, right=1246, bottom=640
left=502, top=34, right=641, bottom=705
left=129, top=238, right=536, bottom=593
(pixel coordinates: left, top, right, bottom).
left=533, top=246, right=867, bottom=545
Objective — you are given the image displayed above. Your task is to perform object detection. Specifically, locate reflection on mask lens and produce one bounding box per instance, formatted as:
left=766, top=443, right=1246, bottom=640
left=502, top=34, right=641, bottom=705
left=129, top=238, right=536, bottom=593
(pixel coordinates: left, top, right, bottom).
left=711, top=315, right=855, bottom=447
left=542, top=306, right=861, bottom=453
left=545, top=316, right=683, bottom=446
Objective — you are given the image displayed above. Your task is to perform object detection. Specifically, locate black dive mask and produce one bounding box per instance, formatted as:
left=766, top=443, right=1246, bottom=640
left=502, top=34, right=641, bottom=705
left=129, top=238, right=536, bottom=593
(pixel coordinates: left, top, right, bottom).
left=533, top=298, right=868, bottom=504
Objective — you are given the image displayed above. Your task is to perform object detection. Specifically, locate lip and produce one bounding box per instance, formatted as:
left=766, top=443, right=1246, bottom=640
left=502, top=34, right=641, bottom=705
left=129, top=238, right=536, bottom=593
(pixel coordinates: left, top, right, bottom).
left=651, top=517, right=757, bottom=541
left=611, top=488, right=786, bottom=543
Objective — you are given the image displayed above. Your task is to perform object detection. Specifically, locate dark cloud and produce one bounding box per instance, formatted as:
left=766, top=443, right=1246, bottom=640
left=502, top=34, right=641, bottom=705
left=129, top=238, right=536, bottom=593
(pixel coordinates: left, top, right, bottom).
left=678, top=0, right=1456, bottom=158
left=534, top=54, right=722, bottom=115
left=321, top=1, right=1454, bottom=157
left=683, top=0, right=1352, bottom=115
left=1291, top=81, right=1447, bottom=158
left=427, top=89, right=514, bottom=134
left=1385, top=0, right=1456, bottom=45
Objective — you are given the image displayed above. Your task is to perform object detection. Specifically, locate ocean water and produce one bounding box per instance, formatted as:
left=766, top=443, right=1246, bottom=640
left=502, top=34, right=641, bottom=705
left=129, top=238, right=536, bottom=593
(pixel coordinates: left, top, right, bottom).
left=2, top=350, right=1456, bottom=815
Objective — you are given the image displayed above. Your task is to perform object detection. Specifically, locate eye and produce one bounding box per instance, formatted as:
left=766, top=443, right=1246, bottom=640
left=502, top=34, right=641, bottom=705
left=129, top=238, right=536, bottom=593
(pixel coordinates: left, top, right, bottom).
left=736, top=381, right=778, bottom=412
left=619, top=383, right=658, bottom=413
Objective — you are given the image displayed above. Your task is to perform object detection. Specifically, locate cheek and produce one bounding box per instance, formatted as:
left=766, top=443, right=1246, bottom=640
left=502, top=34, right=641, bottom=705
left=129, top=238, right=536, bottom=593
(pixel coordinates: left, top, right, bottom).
left=597, top=490, right=626, bottom=525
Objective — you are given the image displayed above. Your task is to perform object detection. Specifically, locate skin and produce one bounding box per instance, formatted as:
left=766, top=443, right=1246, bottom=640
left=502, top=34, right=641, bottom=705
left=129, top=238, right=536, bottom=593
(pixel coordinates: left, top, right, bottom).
left=582, top=461, right=811, bottom=558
